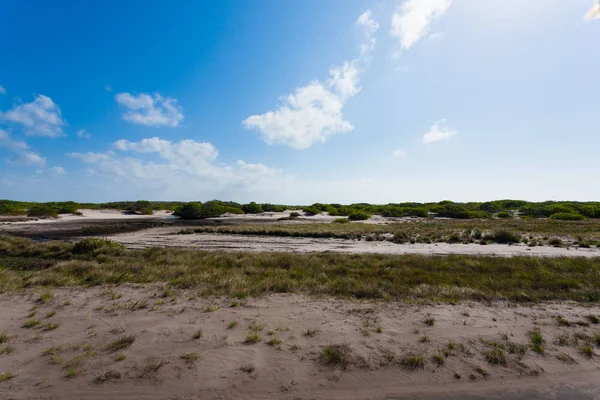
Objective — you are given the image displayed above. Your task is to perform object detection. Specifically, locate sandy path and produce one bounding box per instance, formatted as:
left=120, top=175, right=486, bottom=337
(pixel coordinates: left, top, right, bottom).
left=106, top=227, right=600, bottom=257
left=1, top=288, right=599, bottom=399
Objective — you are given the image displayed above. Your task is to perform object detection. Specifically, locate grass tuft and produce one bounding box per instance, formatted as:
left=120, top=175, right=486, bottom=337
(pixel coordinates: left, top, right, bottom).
left=0, top=371, right=16, bottom=382
left=399, top=352, right=426, bottom=370
left=105, top=335, right=135, bottom=352
left=192, top=329, right=203, bottom=340
left=303, top=328, right=319, bottom=337
left=245, top=332, right=261, bottom=345
left=94, top=370, right=121, bottom=383
left=320, top=344, right=351, bottom=370
left=423, top=317, right=435, bottom=326
left=227, top=321, right=238, bottom=329
left=22, top=319, right=41, bottom=329
left=528, top=328, right=545, bottom=354
left=239, top=363, right=255, bottom=374
left=0, top=332, right=11, bottom=344
left=180, top=352, right=200, bottom=364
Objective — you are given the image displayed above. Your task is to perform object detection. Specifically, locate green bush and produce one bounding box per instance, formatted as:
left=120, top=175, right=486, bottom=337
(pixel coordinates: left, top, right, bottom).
left=289, top=212, right=301, bottom=218
left=348, top=212, right=370, bottom=221
left=550, top=212, right=586, bottom=221
left=72, top=238, right=124, bottom=254
left=27, top=204, right=58, bottom=219
left=173, top=203, right=204, bottom=219
left=496, top=211, right=512, bottom=219
left=241, top=202, right=264, bottom=214
left=333, top=218, right=349, bottom=224
left=486, top=230, right=521, bottom=244
left=302, top=206, right=320, bottom=216
left=56, top=201, right=80, bottom=214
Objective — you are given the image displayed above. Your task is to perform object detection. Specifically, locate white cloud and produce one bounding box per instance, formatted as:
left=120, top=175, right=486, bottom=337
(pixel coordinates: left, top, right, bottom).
left=328, top=61, right=361, bottom=98
left=243, top=11, right=376, bottom=150
left=115, top=92, right=184, bottom=127
left=584, top=1, right=600, bottom=21
left=0, top=85, right=5, bottom=95
left=428, top=32, right=445, bottom=40
left=392, top=149, right=406, bottom=157
left=243, top=80, right=354, bottom=150
left=0, top=95, right=66, bottom=137
left=104, top=84, right=113, bottom=92
left=422, top=119, right=457, bottom=144
left=76, top=129, right=92, bottom=139
left=36, top=166, right=66, bottom=175
left=0, top=129, right=46, bottom=167
left=69, top=137, right=282, bottom=191
left=390, top=0, right=451, bottom=50
left=357, top=10, right=380, bottom=54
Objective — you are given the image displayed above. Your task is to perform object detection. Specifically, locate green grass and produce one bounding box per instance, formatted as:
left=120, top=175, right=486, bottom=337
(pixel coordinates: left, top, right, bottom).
left=105, top=335, right=135, bottom=352
left=2, top=235, right=600, bottom=303
left=45, top=311, right=56, bottom=318
left=320, top=344, right=351, bottom=369
left=244, top=332, right=261, bottom=344
left=43, top=322, right=60, bottom=331
left=0, top=346, right=13, bottom=355
left=0, top=332, right=10, bottom=344
left=266, top=336, right=281, bottom=346
left=227, top=321, right=238, bottom=329
left=483, top=347, right=507, bottom=365
left=474, top=366, right=489, bottom=378
left=0, top=371, right=15, bottom=382
left=22, top=319, right=41, bottom=328
left=580, top=344, right=594, bottom=358
left=399, top=352, right=426, bottom=370
left=528, top=328, right=545, bottom=354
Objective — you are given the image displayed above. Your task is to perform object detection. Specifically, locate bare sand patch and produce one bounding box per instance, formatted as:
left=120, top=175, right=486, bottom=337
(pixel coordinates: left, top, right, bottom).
left=1, top=287, right=599, bottom=399
left=105, top=227, right=600, bottom=257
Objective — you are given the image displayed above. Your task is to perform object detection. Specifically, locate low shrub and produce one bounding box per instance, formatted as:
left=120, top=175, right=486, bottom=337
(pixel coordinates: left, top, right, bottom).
left=496, top=211, right=512, bottom=219
left=348, top=212, right=370, bottom=221
left=486, top=230, right=521, bottom=244
left=333, top=218, right=349, bottom=224
left=72, top=238, right=124, bottom=254
left=550, top=212, right=586, bottom=221
left=27, top=204, right=58, bottom=219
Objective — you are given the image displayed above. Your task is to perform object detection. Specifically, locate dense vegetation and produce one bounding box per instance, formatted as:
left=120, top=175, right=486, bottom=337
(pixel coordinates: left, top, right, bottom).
left=1, top=235, right=599, bottom=302
left=2, top=199, right=600, bottom=221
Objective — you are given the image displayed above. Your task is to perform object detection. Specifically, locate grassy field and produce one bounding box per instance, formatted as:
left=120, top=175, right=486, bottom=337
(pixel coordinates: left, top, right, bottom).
left=1, top=235, right=600, bottom=302
left=181, top=218, right=600, bottom=247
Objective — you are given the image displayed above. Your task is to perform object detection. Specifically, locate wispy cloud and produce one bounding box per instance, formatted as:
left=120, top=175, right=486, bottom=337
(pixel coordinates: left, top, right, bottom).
left=36, top=166, right=66, bottom=175
left=76, top=129, right=92, bottom=139
left=0, top=95, right=66, bottom=137
left=584, top=1, right=600, bottom=21
left=243, top=11, right=378, bottom=150
left=392, top=149, right=406, bottom=157
left=0, top=129, right=46, bottom=167
left=104, top=84, right=113, bottom=92
left=69, top=137, right=281, bottom=190
left=115, top=92, right=184, bottom=127
left=0, top=85, right=5, bottom=95
left=357, top=10, right=380, bottom=54
left=422, top=119, right=457, bottom=144
left=390, top=0, right=451, bottom=50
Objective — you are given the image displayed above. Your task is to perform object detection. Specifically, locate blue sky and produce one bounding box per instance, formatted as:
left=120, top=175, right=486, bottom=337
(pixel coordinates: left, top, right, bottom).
left=1, top=0, right=599, bottom=204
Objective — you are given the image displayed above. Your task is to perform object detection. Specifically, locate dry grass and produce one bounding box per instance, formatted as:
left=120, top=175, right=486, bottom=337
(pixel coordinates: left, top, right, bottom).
left=239, top=363, right=255, bottom=374
left=2, top=235, right=600, bottom=303
left=320, top=344, right=351, bottom=370
left=180, top=352, right=200, bottom=364
left=105, top=335, right=135, bottom=352
left=94, top=369, right=121, bottom=383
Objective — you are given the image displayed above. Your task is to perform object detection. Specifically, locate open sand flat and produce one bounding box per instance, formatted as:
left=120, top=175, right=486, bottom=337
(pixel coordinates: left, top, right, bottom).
left=105, top=227, right=600, bottom=257
left=1, top=288, right=600, bottom=399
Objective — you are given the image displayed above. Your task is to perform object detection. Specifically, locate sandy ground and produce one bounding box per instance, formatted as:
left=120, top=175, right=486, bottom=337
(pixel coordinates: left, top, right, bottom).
left=105, top=227, right=600, bottom=258
left=0, top=288, right=599, bottom=399
left=2, top=210, right=600, bottom=257
left=1, top=209, right=176, bottom=224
